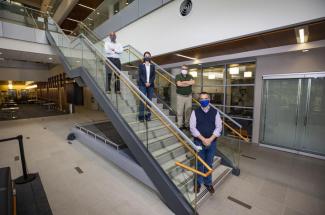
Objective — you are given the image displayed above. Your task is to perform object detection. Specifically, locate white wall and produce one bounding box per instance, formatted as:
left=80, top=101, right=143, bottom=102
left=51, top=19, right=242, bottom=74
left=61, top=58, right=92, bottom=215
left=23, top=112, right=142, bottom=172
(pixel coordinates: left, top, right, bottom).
left=117, top=0, right=325, bottom=56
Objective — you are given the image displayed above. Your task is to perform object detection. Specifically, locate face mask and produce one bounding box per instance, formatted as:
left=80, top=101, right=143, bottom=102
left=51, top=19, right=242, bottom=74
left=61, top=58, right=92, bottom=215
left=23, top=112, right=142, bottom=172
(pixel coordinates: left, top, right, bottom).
left=144, top=56, right=151, bottom=62
left=199, top=99, right=209, bottom=108
left=110, top=35, right=116, bottom=42
left=181, top=69, right=188, bottom=75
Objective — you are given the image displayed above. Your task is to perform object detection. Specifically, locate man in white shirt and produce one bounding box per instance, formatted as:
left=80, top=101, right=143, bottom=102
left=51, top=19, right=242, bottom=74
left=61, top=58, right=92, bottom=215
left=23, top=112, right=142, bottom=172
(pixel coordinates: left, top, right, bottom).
left=104, top=32, right=123, bottom=93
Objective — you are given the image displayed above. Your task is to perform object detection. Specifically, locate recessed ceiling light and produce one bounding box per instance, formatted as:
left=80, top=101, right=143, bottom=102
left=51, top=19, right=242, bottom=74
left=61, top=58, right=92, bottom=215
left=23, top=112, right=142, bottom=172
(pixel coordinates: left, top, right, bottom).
left=175, top=53, right=197, bottom=60
left=78, top=3, right=95, bottom=11
left=302, top=49, right=309, bottom=52
left=229, top=67, right=239, bottom=75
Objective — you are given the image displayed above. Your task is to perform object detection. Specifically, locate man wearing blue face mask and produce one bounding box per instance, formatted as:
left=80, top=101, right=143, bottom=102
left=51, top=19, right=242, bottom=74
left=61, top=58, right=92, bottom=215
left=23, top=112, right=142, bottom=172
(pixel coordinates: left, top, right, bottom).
left=190, top=92, right=222, bottom=194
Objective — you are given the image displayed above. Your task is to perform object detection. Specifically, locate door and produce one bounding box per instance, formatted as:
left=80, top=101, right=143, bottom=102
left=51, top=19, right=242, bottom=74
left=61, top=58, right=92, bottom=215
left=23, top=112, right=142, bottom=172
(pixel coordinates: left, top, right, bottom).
left=298, top=77, right=325, bottom=155
left=261, top=74, right=325, bottom=157
left=261, top=78, right=300, bottom=149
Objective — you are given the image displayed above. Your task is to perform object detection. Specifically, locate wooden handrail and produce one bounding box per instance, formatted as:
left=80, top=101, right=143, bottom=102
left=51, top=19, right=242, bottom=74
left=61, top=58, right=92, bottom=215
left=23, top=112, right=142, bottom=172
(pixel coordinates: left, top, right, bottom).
left=175, top=162, right=213, bottom=177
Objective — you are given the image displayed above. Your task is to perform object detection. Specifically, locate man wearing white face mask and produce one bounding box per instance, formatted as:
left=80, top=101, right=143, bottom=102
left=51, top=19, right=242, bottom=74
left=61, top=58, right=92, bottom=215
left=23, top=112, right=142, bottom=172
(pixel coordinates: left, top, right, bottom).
left=175, top=65, right=195, bottom=129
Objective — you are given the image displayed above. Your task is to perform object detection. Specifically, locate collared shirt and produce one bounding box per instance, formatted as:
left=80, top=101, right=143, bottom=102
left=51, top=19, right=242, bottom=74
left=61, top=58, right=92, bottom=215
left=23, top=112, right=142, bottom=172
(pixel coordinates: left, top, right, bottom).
left=104, top=39, right=123, bottom=59
left=189, top=106, right=222, bottom=138
left=145, top=63, right=151, bottom=83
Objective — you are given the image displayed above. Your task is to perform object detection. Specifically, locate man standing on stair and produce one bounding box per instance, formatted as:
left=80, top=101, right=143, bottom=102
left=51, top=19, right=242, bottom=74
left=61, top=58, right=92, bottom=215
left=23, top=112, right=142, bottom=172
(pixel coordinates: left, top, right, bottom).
left=190, top=92, right=222, bottom=194
left=104, top=32, right=123, bottom=93
left=175, top=65, right=195, bottom=129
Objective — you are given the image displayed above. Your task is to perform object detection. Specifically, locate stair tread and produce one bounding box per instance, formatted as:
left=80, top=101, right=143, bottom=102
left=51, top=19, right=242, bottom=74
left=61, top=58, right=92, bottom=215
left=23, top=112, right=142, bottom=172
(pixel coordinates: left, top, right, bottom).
left=152, top=142, right=183, bottom=158
left=147, top=133, right=175, bottom=144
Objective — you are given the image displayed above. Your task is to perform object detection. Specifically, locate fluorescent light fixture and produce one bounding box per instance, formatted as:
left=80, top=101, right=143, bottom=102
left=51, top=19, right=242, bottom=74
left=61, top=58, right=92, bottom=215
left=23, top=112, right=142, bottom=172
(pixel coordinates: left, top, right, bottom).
left=208, top=73, right=216, bottom=79
left=229, top=67, right=239, bottom=75
left=299, top=29, right=305, bottom=44
left=244, top=71, right=252, bottom=78
left=26, top=84, right=37, bottom=89
left=189, top=71, right=197, bottom=77
left=78, top=3, right=95, bottom=11
left=8, top=81, right=13, bottom=89
left=67, top=18, right=80, bottom=23
left=175, top=53, right=197, bottom=61
left=87, top=17, right=93, bottom=21
left=295, top=26, right=309, bottom=44
left=215, top=73, right=223, bottom=79
left=76, top=60, right=81, bottom=63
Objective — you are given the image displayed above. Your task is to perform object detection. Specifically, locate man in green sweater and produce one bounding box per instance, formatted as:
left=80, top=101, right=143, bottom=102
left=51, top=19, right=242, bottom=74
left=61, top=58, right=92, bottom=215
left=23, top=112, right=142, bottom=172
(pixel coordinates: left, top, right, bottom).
left=175, top=65, right=195, bottom=129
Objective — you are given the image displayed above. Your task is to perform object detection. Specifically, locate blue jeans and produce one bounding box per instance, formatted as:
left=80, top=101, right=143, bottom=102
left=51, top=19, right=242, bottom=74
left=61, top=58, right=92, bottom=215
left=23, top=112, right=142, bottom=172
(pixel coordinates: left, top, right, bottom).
left=139, top=86, right=154, bottom=120
left=195, top=139, right=217, bottom=186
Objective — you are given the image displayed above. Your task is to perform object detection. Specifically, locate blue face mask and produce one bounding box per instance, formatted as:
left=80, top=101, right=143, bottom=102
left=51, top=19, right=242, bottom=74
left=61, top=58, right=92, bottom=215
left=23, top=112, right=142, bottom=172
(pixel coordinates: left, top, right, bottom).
left=199, top=99, right=209, bottom=108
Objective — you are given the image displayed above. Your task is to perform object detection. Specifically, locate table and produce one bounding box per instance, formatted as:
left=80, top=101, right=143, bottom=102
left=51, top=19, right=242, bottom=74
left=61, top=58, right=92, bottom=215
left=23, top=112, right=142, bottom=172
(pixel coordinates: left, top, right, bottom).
left=43, top=102, right=56, bottom=111
left=1, top=107, right=19, bottom=119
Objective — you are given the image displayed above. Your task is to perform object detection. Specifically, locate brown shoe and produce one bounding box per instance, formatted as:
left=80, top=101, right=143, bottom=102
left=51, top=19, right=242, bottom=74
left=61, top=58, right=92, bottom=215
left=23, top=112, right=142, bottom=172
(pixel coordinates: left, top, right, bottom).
left=205, top=185, right=215, bottom=194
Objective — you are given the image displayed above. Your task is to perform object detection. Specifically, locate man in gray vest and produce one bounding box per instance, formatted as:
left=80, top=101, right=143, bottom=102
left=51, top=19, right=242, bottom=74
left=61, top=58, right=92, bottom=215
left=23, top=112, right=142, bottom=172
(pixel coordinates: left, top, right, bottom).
left=190, top=92, right=222, bottom=193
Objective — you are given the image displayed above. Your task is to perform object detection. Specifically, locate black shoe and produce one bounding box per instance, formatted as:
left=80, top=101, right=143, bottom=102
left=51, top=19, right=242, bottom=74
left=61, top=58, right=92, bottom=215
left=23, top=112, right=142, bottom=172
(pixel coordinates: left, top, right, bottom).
left=193, top=184, right=201, bottom=193
left=138, top=117, right=144, bottom=122
left=205, top=184, right=215, bottom=194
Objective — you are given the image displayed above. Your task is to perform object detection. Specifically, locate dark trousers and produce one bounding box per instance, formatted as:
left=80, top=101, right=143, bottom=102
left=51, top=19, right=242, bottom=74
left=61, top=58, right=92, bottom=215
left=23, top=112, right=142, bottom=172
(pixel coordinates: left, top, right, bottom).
left=195, top=139, right=217, bottom=186
left=105, top=57, right=121, bottom=92
left=138, top=85, right=154, bottom=120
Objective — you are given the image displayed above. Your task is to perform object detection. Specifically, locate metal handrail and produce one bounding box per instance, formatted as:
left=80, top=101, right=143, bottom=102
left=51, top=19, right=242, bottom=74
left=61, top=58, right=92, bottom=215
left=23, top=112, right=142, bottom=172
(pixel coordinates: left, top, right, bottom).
left=74, top=123, right=120, bottom=149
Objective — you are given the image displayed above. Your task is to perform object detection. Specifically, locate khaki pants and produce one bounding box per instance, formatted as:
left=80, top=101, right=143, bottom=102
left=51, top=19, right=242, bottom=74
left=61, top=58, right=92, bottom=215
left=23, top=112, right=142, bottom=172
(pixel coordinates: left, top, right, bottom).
left=176, top=94, right=192, bottom=127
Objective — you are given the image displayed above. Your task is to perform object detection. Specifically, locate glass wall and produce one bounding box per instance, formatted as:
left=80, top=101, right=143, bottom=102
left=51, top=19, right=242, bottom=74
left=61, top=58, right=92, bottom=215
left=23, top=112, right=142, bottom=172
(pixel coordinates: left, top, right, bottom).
left=171, top=61, right=256, bottom=139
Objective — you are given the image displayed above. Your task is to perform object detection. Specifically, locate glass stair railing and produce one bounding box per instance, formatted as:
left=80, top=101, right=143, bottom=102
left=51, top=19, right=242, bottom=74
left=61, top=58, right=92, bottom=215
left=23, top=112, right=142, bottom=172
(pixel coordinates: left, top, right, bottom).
left=75, top=24, right=249, bottom=173
left=0, top=1, right=46, bottom=29
left=44, top=16, right=226, bottom=215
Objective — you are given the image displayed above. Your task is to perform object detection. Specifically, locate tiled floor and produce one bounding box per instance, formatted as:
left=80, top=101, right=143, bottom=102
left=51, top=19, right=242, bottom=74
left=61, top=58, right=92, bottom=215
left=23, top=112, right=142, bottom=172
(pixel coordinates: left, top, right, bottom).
left=0, top=107, right=324, bottom=215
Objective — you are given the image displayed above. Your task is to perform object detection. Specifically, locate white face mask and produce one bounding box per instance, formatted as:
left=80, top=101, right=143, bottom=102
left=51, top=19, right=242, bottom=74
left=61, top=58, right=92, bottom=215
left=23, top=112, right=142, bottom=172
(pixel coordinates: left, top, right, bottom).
left=181, top=69, right=188, bottom=75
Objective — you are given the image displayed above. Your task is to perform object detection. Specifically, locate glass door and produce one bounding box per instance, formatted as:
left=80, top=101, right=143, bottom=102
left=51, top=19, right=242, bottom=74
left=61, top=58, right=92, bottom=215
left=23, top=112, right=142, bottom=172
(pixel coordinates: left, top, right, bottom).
left=261, top=75, right=325, bottom=157
left=298, top=77, right=325, bottom=155
left=261, top=79, right=300, bottom=149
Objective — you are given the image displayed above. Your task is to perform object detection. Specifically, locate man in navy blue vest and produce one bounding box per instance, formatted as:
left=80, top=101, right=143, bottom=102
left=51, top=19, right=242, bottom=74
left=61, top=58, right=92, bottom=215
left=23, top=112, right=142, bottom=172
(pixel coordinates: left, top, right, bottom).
left=190, top=92, right=222, bottom=193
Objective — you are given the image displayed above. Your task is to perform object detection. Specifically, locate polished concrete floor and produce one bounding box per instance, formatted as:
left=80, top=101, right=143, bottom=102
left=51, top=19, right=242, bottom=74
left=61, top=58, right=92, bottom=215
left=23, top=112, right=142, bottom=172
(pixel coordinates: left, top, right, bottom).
left=0, top=107, right=324, bottom=215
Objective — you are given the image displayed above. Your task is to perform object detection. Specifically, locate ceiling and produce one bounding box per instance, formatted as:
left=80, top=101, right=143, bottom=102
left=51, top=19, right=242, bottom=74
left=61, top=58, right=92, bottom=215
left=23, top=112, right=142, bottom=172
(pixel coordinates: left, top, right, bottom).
left=13, top=0, right=104, bottom=34
left=60, top=0, right=103, bottom=34
left=152, top=19, right=325, bottom=65
left=0, top=48, right=59, bottom=64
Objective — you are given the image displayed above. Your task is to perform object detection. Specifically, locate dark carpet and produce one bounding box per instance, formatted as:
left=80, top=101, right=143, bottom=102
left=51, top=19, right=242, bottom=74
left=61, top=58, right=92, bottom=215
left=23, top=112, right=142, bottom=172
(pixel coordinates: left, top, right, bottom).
left=0, top=104, right=67, bottom=121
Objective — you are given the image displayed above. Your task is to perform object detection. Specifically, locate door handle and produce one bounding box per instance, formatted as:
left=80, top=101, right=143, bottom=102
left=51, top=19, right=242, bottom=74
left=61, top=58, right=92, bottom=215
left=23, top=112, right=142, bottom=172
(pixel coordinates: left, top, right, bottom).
left=304, top=115, right=308, bottom=126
